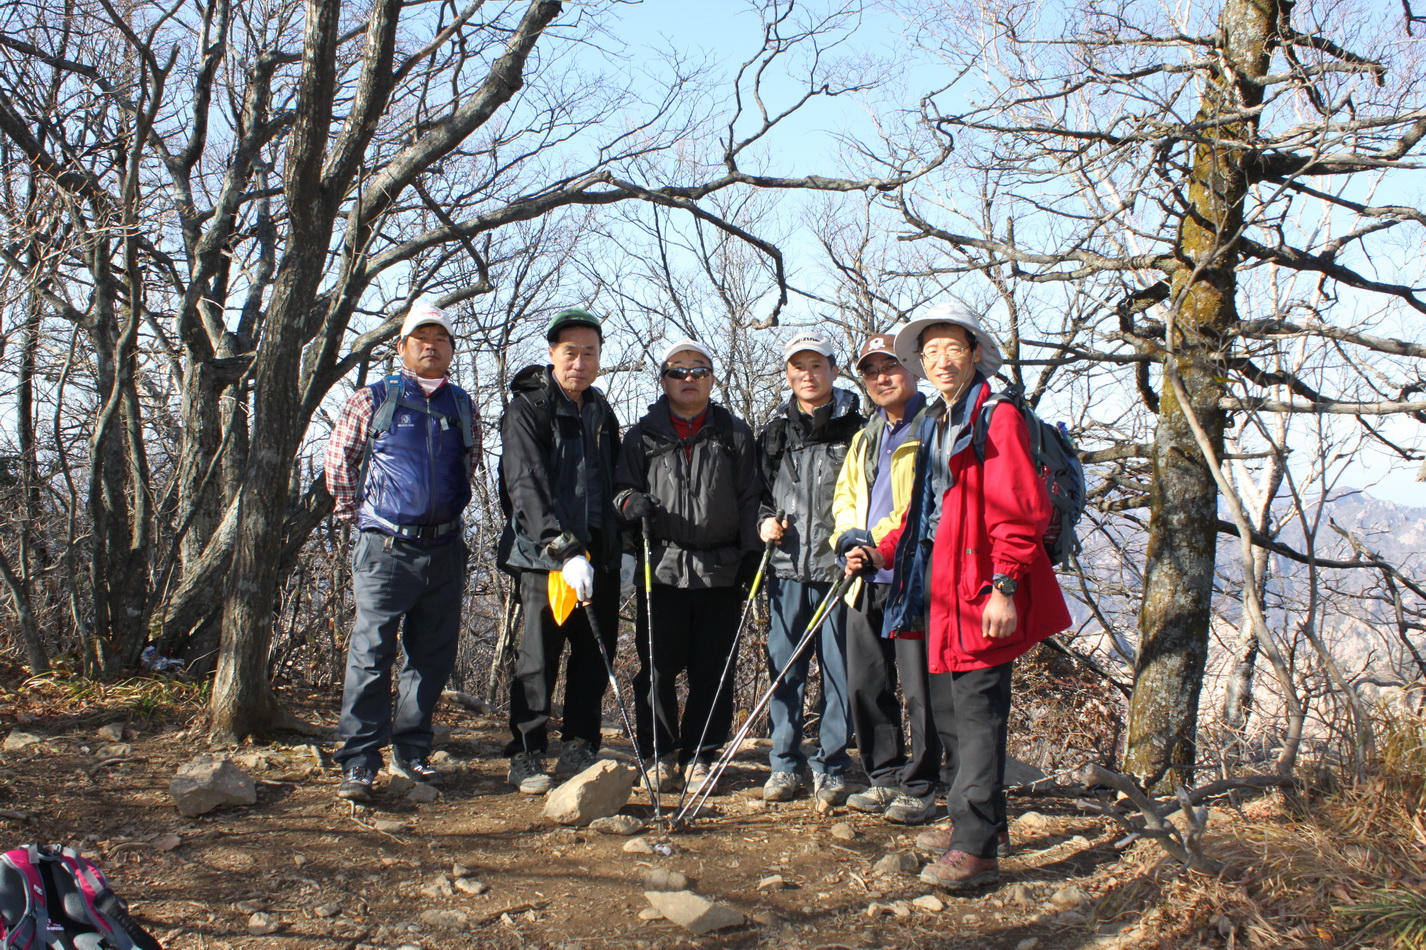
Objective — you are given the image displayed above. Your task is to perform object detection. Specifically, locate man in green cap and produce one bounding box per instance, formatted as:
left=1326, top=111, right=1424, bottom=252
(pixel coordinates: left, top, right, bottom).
left=497, top=308, right=622, bottom=794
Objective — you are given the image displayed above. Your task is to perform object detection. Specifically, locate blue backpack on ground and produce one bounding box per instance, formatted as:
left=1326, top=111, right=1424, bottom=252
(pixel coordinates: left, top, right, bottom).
left=0, top=844, right=161, bottom=949
left=972, top=383, right=1086, bottom=568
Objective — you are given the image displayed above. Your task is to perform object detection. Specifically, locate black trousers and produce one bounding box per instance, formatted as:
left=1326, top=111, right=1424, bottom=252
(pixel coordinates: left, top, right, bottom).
left=505, top=563, right=620, bottom=756
left=845, top=581, right=942, bottom=798
left=930, top=661, right=1013, bottom=858
left=633, top=583, right=742, bottom=765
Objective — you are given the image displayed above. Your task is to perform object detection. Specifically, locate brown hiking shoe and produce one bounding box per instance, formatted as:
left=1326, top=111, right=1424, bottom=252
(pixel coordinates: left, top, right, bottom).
left=916, top=826, right=1011, bottom=853
left=919, top=849, right=1000, bottom=889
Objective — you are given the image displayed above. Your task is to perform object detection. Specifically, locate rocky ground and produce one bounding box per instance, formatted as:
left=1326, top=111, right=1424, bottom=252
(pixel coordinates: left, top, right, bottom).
left=0, top=682, right=1324, bottom=949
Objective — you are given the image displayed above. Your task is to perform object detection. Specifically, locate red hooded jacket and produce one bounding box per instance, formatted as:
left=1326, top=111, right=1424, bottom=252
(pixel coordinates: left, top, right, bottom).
left=878, top=386, right=1071, bottom=673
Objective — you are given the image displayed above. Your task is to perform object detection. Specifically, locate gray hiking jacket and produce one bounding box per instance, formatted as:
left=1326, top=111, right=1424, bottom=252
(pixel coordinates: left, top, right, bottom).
left=757, top=388, right=866, bottom=583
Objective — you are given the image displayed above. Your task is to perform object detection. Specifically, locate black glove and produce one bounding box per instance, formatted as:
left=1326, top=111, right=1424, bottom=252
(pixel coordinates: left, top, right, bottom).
left=620, top=491, right=661, bottom=522
left=834, top=528, right=875, bottom=557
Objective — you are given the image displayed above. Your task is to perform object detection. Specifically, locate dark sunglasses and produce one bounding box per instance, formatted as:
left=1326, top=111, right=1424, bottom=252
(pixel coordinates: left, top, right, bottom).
left=662, top=366, right=714, bottom=380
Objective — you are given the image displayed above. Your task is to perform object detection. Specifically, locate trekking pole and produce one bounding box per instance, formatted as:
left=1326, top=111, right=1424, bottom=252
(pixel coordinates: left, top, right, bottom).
left=641, top=516, right=663, bottom=826
left=672, top=508, right=784, bottom=817
left=672, top=571, right=852, bottom=829
left=581, top=600, right=661, bottom=822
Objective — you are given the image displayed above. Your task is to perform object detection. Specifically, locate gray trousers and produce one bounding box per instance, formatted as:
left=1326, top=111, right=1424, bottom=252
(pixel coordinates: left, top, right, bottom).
left=845, top=582, right=942, bottom=798
left=335, top=531, right=468, bottom=771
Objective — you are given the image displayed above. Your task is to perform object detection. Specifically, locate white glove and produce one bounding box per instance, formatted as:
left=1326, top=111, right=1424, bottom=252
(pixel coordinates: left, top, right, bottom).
left=561, top=555, right=596, bottom=602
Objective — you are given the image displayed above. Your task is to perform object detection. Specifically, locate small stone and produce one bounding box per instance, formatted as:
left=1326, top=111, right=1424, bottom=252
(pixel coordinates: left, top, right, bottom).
left=374, top=819, right=409, bottom=833
left=169, top=755, right=257, bottom=817
left=1049, top=885, right=1089, bottom=909
left=829, top=822, right=856, bottom=841
left=1015, top=940, right=1039, bottom=950
left=1015, top=811, right=1051, bottom=833
left=430, top=750, right=456, bottom=767
left=454, top=878, right=489, bottom=896
left=151, top=834, right=181, bottom=852
left=1057, top=910, right=1088, bottom=925
left=3, top=732, right=43, bottom=752
left=889, top=900, right=912, bottom=919
left=757, top=875, right=785, bottom=891
left=247, top=912, right=281, bottom=935
left=235, top=900, right=267, bottom=914
left=589, top=815, right=644, bottom=836
left=1069, top=835, right=1092, bottom=848
left=418, top=909, right=469, bottom=930
left=1005, top=883, right=1035, bottom=905
left=871, top=853, right=917, bottom=877
left=912, top=895, right=944, bottom=913
left=387, top=774, right=416, bottom=797
left=638, top=907, right=664, bottom=920
left=293, top=854, right=308, bottom=868
left=814, top=799, right=835, bottom=816
left=642, top=868, right=689, bottom=891
left=643, top=891, right=744, bottom=935
left=623, top=837, right=656, bottom=855
left=745, top=799, right=768, bottom=814
left=451, top=862, right=473, bottom=878
left=96, top=723, right=125, bottom=742
left=313, top=902, right=341, bottom=918
left=420, top=876, right=454, bottom=898
left=865, top=903, right=886, bottom=919
left=407, top=784, right=440, bottom=803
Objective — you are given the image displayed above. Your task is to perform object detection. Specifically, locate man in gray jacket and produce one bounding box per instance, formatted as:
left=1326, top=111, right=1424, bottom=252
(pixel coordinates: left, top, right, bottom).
left=614, top=339, right=762, bottom=794
left=757, top=332, right=866, bottom=803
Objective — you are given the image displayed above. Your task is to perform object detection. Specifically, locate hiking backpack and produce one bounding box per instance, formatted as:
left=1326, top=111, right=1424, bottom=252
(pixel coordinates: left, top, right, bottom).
left=972, top=384, right=1086, bottom=568
left=0, top=844, right=161, bottom=949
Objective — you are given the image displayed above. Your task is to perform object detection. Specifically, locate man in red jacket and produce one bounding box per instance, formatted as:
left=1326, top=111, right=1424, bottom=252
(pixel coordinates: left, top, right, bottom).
left=845, top=299, right=1070, bottom=890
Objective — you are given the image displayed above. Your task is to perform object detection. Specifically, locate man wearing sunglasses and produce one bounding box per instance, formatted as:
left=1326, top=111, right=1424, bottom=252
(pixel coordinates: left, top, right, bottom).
left=613, top=340, right=762, bottom=794
left=833, top=332, right=941, bottom=825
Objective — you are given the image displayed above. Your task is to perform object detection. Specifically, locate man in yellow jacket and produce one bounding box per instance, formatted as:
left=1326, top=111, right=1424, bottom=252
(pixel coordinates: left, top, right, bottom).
left=833, top=332, right=942, bottom=824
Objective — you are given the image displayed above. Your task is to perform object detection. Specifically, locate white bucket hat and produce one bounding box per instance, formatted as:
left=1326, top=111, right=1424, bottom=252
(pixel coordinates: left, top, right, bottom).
left=893, top=298, right=1004, bottom=381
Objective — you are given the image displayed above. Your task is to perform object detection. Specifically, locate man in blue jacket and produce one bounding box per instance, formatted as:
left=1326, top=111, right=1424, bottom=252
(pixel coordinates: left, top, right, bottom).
left=325, top=303, right=478, bottom=802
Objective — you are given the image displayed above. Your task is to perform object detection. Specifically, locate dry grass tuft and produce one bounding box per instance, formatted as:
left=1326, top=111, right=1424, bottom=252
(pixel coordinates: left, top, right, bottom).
left=4, top=670, right=208, bottom=726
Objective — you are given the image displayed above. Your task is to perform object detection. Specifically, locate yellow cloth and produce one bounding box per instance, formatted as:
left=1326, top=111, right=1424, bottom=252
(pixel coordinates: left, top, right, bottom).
left=547, top=569, right=578, bottom=626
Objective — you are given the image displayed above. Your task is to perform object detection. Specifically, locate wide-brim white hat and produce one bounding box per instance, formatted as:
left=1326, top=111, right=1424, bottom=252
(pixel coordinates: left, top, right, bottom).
left=893, top=299, right=1004, bottom=381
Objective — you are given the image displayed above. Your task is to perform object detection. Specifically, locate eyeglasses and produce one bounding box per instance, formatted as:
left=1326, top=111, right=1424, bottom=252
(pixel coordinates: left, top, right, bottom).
left=662, top=366, right=714, bottom=380
left=859, top=360, right=902, bottom=379
left=918, top=343, right=972, bottom=364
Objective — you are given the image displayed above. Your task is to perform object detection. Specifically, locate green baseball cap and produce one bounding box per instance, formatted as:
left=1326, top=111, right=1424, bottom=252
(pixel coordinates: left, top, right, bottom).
left=545, top=307, right=603, bottom=343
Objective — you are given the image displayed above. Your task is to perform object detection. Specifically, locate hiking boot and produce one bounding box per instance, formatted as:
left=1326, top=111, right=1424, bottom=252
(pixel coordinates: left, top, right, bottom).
left=644, top=755, right=683, bottom=793
left=813, top=772, right=849, bottom=805
left=919, top=849, right=1000, bottom=890
left=684, top=760, right=713, bottom=796
left=554, top=738, right=599, bottom=776
left=337, top=766, right=376, bottom=802
left=508, top=752, right=553, bottom=795
left=390, top=754, right=441, bottom=786
left=846, top=785, right=899, bottom=814
left=762, top=770, right=808, bottom=802
left=884, top=792, right=936, bottom=825
left=916, top=826, right=1012, bottom=853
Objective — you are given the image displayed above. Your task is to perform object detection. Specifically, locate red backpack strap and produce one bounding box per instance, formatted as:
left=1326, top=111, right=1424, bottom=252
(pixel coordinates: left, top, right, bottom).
left=1, top=846, right=48, bottom=950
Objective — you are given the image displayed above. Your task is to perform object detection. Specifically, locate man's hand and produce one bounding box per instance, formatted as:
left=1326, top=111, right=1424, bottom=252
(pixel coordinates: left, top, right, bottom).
left=561, top=555, right=596, bottom=603
left=759, top=516, right=788, bottom=544
left=620, top=491, right=661, bottom=522
left=843, top=545, right=885, bottom=577
left=982, top=591, right=1018, bottom=640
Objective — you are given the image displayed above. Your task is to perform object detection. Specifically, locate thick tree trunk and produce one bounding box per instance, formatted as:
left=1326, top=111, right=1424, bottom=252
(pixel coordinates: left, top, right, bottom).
left=1123, top=0, right=1277, bottom=790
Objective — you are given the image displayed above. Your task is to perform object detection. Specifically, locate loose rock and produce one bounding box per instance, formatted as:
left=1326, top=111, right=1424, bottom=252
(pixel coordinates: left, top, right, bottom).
left=871, top=852, right=917, bottom=877
left=642, top=868, right=689, bottom=891
left=1014, top=939, right=1039, bottom=950
left=1014, top=811, right=1052, bottom=834
left=170, top=756, right=257, bottom=817
left=97, top=743, right=132, bottom=759
left=544, top=760, right=637, bottom=825
left=889, top=900, right=913, bottom=919
left=1004, top=756, right=1048, bottom=790
left=313, top=902, right=341, bottom=918
left=418, top=909, right=469, bottom=930
left=96, top=723, right=125, bottom=743
left=829, top=822, right=856, bottom=841
left=454, top=878, right=489, bottom=896
left=912, top=895, right=945, bottom=913
left=247, top=912, right=281, bottom=936
left=3, top=732, right=43, bottom=752
left=1049, top=885, right=1089, bottom=909
left=589, top=814, right=644, bottom=836
left=387, top=775, right=416, bottom=797
left=1004, top=883, right=1035, bottom=905
left=638, top=907, right=664, bottom=921
left=756, top=875, right=785, bottom=891
left=407, top=784, right=440, bottom=803
left=643, top=891, right=744, bottom=935
left=373, top=819, right=409, bottom=833
left=420, top=876, right=454, bottom=898
left=623, top=837, right=656, bottom=855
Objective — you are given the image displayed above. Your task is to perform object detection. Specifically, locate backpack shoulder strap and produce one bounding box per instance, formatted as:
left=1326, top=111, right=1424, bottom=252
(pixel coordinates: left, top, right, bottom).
left=972, top=383, right=1030, bottom=464
left=1, top=846, right=49, bottom=946
left=358, top=375, right=404, bottom=501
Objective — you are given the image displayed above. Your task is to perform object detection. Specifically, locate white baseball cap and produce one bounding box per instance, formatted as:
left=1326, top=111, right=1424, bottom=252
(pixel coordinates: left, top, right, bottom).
left=400, top=302, right=454, bottom=341
left=659, top=338, right=715, bottom=368
left=783, top=332, right=836, bottom=363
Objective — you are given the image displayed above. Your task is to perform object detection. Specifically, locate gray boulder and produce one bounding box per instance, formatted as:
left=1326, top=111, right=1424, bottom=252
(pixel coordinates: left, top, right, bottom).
left=170, top=755, right=258, bottom=817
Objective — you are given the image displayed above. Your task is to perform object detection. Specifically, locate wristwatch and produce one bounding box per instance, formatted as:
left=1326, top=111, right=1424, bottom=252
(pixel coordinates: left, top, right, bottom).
left=991, top=573, right=1019, bottom=596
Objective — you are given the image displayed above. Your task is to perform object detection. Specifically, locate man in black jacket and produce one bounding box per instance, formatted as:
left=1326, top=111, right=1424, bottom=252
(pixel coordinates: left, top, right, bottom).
left=497, top=308, right=621, bottom=795
left=614, top=339, right=762, bottom=794
left=757, top=332, right=866, bottom=804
